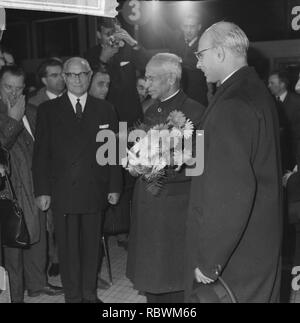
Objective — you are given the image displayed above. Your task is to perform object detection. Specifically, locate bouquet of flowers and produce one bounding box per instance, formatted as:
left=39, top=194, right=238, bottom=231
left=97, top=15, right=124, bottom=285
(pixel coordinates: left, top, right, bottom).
left=122, top=110, right=194, bottom=196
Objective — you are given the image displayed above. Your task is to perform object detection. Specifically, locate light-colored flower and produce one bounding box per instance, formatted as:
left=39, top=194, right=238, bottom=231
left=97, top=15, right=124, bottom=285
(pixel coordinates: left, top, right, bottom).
left=167, top=110, right=186, bottom=128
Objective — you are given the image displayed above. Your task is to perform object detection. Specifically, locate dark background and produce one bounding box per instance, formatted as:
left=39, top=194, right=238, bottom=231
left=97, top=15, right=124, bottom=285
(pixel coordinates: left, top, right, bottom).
left=2, top=0, right=300, bottom=62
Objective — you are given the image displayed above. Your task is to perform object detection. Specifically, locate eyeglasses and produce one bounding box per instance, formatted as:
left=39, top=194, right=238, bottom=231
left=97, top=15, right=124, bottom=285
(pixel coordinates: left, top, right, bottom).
left=194, top=47, right=215, bottom=61
left=64, top=72, right=90, bottom=80
left=47, top=73, right=63, bottom=78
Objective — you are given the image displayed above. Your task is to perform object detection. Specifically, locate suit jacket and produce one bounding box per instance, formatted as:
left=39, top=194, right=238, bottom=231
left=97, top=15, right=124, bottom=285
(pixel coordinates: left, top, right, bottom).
left=28, top=87, right=50, bottom=108
left=32, top=93, right=122, bottom=215
left=0, top=101, right=40, bottom=243
left=170, top=35, right=208, bottom=107
left=186, top=66, right=282, bottom=303
left=279, top=92, right=300, bottom=169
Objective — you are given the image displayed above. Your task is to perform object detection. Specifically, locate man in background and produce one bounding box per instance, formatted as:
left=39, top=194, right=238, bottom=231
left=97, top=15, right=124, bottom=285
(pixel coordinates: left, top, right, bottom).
left=268, top=70, right=300, bottom=171
left=169, top=13, right=208, bottom=106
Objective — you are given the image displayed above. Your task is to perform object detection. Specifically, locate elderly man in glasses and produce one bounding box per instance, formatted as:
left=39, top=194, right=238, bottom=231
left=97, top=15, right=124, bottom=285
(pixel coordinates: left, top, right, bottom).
left=32, top=57, right=122, bottom=303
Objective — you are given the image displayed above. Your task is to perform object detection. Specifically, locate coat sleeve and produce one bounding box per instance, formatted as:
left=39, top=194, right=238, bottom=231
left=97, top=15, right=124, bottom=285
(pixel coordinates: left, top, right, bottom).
left=32, top=104, right=52, bottom=197
left=0, top=112, right=24, bottom=150
left=194, top=99, right=259, bottom=280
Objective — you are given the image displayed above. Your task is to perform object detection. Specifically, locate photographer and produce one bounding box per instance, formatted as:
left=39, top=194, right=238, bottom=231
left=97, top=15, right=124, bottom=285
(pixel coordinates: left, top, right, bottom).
left=85, top=17, right=151, bottom=127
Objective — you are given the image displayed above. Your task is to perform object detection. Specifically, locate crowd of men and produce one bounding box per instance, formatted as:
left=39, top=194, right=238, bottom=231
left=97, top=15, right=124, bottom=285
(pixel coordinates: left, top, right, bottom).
left=0, top=12, right=299, bottom=303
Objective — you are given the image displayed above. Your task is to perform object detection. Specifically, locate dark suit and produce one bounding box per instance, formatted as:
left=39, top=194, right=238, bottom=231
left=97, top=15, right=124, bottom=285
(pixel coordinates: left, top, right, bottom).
left=170, top=35, right=208, bottom=107
left=127, top=90, right=205, bottom=301
left=32, top=93, right=122, bottom=302
left=186, top=67, right=282, bottom=303
left=277, top=92, right=300, bottom=170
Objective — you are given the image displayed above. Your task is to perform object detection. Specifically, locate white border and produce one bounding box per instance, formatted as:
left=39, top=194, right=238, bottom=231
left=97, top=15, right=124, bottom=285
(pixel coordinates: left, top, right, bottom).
left=0, top=0, right=117, bottom=17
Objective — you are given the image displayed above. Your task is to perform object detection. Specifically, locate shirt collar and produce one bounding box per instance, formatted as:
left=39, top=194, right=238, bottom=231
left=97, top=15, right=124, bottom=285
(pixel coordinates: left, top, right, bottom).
left=187, top=37, right=198, bottom=47
left=221, top=68, right=241, bottom=85
left=67, top=91, right=88, bottom=112
left=161, top=89, right=180, bottom=102
left=279, top=91, right=288, bottom=102
left=46, top=90, right=63, bottom=100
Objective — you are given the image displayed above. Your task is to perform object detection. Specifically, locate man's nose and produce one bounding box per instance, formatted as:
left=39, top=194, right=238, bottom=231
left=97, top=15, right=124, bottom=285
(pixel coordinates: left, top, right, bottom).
left=196, top=60, right=202, bottom=69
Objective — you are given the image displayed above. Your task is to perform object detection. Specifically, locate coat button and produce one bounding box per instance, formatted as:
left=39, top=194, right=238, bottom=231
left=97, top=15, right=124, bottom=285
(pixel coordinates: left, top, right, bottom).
left=157, top=107, right=162, bottom=113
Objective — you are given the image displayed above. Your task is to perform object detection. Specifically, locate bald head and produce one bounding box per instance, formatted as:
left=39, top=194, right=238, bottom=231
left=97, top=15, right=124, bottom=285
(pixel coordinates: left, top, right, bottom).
left=63, top=57, right=93, bottom=97
left=203, top=21, right=249, bottom=58
left=196, top=21, right=249, bottom=83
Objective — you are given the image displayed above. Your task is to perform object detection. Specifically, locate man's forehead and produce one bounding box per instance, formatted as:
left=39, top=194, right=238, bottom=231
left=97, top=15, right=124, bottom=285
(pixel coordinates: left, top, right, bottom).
left=46, top=65, right=62, bottom=73
left=66, top=62, right=89, bottom=72
left=95, top=72, right=109, bottom=81
left=198, top=33, right=211, bottom=50
left=146, top=64, right=161, bottom=75
left=101, top=26, right=114, bottom=34
left=182, top=17, right=199, bottom=27
left=269, top=74, right=279, bottom=82
left=2, top=72, right=24, bottom=84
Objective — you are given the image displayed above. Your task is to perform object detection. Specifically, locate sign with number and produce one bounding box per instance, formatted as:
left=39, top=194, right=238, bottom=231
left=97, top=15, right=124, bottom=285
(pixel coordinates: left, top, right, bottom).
left=289, top=0, right=300, bottom=32
left=0, top=0, right=118, bottom=17
left=121, top=0, right=151, bottom=26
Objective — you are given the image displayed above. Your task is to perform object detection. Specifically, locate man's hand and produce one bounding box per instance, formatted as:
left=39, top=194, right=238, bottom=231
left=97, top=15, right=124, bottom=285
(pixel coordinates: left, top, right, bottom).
left=0, top=164, right=5, bottom=177
left=99, top=45, right=119, bottom=63
left=35, top=195, right=51, bottom=211
left=114, top=27, right=137, bottom=47
left=194, top=267, right=214, bottom=284
left=7, top=95, right=25, bottom=121
left=107, top=192, right=120, bottom=205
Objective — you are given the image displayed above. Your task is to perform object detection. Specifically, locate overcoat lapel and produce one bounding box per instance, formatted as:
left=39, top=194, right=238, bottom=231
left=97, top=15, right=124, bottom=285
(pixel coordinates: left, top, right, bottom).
left=200, top=66, right=250, bottom=128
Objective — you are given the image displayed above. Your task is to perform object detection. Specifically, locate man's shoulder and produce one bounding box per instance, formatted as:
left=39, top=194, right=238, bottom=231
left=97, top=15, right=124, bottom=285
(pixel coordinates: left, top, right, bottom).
left=285, top=92, right=300, bottom=105
left=88, top=95, right=116, bottom=114
left=28, top=88, right=48, bottom=107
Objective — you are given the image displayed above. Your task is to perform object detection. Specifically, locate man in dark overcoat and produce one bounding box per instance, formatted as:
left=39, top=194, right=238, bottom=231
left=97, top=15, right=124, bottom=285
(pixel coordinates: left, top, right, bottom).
left=32, top=57, right=122, bottom=303
left=126, top=53, right=205, bottom=303
left=185, top=22, right=282, bottom=303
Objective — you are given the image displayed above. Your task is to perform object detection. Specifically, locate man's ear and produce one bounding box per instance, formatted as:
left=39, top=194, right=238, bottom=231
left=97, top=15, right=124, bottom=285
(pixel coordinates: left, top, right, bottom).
left=197, top=24, right=202, bottom=33
left=96, top=31, right=101, bottom=41
left=216, top=46, right=225, bottom=62
left=41, top=77, right=47, bottom=87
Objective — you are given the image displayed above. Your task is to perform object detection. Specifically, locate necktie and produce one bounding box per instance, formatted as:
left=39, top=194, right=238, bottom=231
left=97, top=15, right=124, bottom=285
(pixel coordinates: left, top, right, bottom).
left=75, top=98, right=83, bottom=120
left=276, top=96, right=281, bottom=102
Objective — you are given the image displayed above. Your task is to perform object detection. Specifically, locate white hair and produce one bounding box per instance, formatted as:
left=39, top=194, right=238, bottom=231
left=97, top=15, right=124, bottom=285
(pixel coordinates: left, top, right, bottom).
left=205, top=21, right=249, bottom=58
left=148, top=53, right=182, bottom=81
left=63, top=57, right=91, bottom=73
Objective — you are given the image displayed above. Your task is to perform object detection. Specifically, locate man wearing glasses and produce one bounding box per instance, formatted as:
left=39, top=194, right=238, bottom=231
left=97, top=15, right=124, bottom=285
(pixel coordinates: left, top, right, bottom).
left=33, top=57, right=122, bottom=303
left=185, top=22, right=282, bottom=303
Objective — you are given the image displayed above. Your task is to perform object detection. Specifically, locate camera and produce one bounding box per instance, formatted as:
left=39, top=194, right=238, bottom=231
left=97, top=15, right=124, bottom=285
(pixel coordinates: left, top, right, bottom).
left=107, top=35, right=125, bottom=48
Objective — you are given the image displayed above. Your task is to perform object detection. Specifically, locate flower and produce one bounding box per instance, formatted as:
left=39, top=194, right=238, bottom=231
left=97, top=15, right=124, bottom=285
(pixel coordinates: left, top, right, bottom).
left=123, top=110, right=195, bottom=196
left=167, top=110, right=186, bottom=128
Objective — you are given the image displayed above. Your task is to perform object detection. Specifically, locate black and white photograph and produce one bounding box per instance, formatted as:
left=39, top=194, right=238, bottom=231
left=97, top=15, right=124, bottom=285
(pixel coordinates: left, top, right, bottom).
left=0, top=0, right=299, bottom=305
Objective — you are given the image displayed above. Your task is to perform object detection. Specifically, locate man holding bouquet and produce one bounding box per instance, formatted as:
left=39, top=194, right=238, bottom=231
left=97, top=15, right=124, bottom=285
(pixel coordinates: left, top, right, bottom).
left=126, top=53, right=205, bottom=303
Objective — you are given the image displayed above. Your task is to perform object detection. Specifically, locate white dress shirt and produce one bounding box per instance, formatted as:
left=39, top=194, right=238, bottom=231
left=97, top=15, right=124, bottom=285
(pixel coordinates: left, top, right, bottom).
left=67, top=92, right=88, bottom=114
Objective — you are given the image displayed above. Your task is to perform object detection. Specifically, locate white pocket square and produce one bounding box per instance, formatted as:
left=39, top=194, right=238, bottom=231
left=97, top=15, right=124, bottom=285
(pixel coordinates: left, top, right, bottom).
left=99, top=124, right=109, bottom=129
left=120, top=61, right=130, bottom=67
